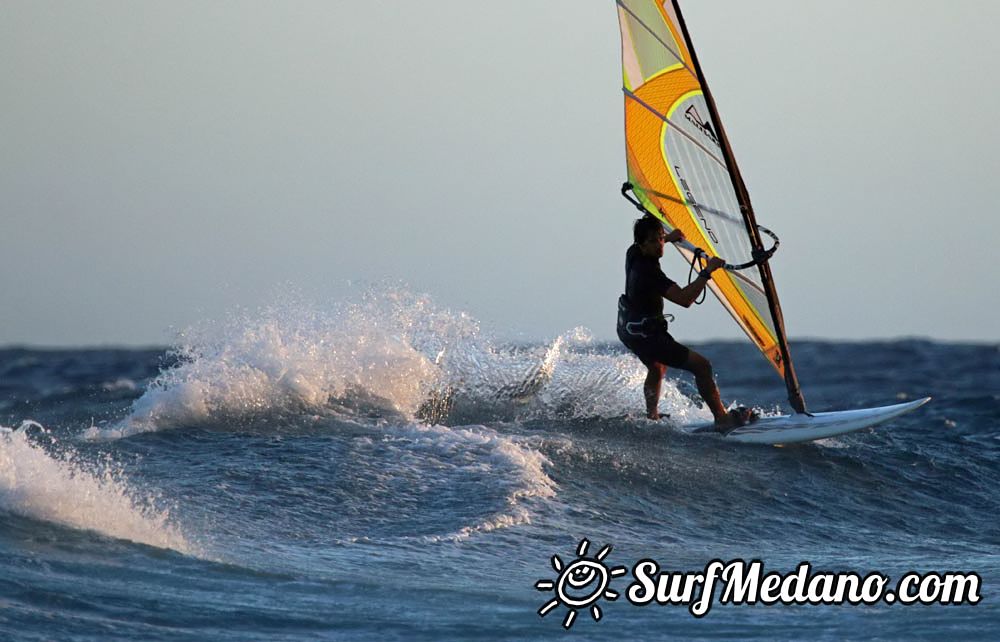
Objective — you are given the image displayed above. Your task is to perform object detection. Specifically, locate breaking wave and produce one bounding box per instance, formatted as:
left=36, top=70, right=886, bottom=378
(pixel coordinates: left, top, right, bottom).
left=85, top=287, right=711, bottom=440
left=0, top=421, right=194, bottom=553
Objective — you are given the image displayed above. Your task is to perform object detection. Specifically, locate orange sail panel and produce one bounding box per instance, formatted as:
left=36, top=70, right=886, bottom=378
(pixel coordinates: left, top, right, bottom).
left=617, top=0, right=786, bottom=376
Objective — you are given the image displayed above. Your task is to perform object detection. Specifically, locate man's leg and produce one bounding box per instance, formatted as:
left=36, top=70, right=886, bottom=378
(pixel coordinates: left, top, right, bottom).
left=678, top=350, right=729, bottom=425
left=644, top=362, right=667, bottom=420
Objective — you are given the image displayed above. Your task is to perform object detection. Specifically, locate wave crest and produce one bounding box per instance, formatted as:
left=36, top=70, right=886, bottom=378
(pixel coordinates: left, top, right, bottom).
left=87, top=286, right=708, bottom=438
left=0, top=421, right=193, bottom=553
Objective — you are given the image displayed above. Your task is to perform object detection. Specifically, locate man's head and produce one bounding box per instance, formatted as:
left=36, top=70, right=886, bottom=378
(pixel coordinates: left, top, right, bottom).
left=634, top=214, right=667, bottom=257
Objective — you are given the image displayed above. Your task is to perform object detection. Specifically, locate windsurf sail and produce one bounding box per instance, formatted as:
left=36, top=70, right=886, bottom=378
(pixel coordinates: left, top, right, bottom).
left=616, top=0, right=807, bottom=413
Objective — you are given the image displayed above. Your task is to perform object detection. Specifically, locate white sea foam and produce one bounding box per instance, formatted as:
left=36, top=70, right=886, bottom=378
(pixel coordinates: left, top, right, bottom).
left=84, top=286, right=710, bottom=438
left=0, top=422, right=194, bottom=553
left=101, top=378, right=138, bottom=392
left=86, top=289, right=459, bottom=439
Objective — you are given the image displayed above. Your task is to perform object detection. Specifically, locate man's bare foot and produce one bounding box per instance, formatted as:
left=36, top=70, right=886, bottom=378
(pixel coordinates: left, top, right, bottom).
left=714, top=407, right=758, bottom=433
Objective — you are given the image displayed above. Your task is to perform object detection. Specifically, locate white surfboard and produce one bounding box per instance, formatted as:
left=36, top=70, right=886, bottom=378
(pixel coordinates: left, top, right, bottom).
left=690, top=397, right=931, bottom=445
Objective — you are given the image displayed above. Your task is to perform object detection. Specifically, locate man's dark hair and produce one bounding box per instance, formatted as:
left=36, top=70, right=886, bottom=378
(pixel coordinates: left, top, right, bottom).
left=633, top=214, right=663, bottom=244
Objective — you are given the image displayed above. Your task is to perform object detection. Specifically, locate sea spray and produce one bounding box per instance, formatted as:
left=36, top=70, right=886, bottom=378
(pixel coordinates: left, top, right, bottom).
left=83, top=286, right=710, bottom=439
left=0, top=421, right=194, bottom=553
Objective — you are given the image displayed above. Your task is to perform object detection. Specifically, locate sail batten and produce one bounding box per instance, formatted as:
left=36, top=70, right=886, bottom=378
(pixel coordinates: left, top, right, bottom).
left=616, top=0, right=695, bottom=78
left=623, top=89, right=727, bottom=167
left=617, top=0, right=807, bottom=412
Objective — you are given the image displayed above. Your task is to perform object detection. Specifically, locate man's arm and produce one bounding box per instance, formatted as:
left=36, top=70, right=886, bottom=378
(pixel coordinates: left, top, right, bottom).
left=663, top=257, right=725, bottom=308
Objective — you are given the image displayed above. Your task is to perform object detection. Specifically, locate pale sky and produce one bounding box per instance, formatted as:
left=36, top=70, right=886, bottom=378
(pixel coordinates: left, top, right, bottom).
left=2, top=1, right=998, bottom=346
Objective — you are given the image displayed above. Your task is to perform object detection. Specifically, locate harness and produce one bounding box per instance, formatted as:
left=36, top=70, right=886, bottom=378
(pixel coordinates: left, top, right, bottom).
left=617, top=295, right=674, bottom=338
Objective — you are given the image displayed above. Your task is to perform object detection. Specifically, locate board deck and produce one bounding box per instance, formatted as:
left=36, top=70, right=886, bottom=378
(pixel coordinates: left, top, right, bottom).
left=690, top=397, right=931, bottom=444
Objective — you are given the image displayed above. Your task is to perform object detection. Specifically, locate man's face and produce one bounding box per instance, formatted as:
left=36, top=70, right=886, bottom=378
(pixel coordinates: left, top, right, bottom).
left=641, top=229, right=667, bottom=258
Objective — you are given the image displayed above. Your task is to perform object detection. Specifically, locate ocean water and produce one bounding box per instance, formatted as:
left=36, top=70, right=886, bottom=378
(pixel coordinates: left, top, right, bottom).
left=1, top=290, right=997, bottom=640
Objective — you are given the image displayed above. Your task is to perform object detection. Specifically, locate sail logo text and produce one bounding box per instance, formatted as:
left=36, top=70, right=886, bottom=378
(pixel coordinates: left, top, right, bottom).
left=684, top=105, right=720, bottom=147
left=674, top=166, right=719, bottom=244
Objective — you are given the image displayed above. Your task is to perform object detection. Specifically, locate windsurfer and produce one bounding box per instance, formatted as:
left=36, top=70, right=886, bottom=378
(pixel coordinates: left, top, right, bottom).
left=617, top=215, right=756, bottom=430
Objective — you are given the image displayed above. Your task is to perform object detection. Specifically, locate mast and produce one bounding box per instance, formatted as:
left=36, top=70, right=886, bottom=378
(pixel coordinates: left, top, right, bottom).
left=670, top=0, right=807, bottom=414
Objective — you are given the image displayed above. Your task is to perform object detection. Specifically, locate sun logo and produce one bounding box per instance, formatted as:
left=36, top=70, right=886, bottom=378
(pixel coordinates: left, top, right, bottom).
left=535, top=538, right=628, bottom=629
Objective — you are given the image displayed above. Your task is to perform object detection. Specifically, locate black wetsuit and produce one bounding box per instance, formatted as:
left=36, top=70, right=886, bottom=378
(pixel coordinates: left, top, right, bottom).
left=617, top=244, right=691, bottom=368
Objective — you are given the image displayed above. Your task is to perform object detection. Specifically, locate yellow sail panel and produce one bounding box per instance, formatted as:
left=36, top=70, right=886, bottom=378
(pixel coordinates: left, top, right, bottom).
left=618, top=0, right=786, bottom=376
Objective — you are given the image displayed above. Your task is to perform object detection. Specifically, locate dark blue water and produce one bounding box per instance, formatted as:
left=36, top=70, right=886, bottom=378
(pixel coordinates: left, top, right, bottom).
left=1, top=294, right=997, bottom=640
